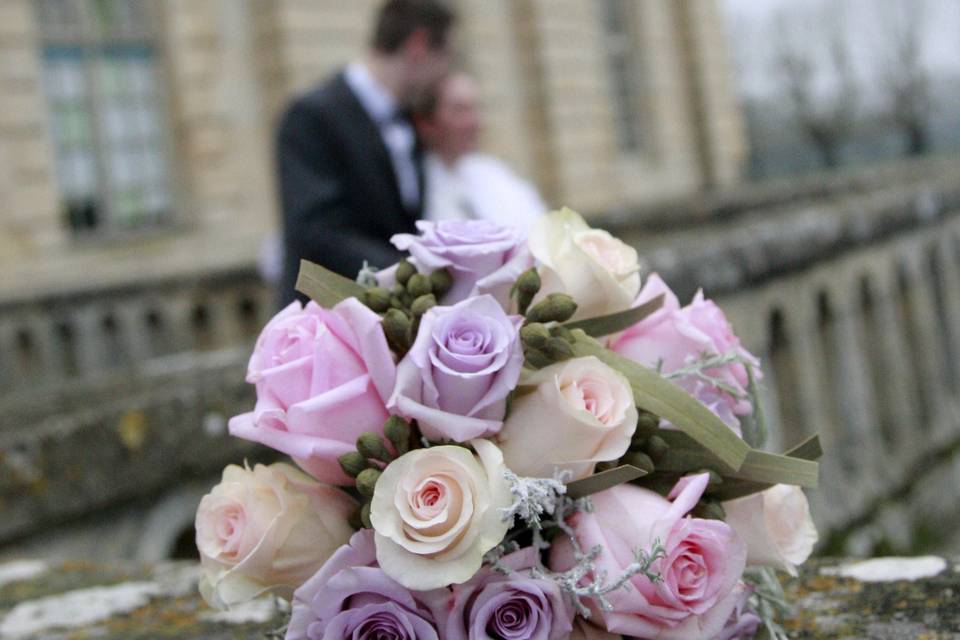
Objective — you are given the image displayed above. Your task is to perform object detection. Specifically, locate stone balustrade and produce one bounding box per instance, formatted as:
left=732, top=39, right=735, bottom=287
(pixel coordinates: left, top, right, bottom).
left=2, top=555, right=958, bottom=639
left=2, top=159, right=960, bottom=563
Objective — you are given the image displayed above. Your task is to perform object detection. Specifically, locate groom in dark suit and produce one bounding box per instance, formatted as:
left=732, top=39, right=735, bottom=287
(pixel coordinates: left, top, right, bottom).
left=276, top=0, right=456, bottom=304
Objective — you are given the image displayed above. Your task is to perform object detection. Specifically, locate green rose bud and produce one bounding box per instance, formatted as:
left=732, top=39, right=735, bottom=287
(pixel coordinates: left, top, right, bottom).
left=360, top=501, right=372, bottom=528
left=406, top=273, right=433, bottom=298
left=410, top=293, right=436, bottom=318
left=524, top=348, right=554, bottom=370
left=356, top=468, right=382, bottom=498
left=645, top=434, right=670, bottom=462
left=542, top=336, right=575, bottom=361
left=362, top=287, right=391, bottom=313
left=622, top=451, right=655, bottom=474
left=634, top=411, right=660, bottom=441
left=384, top=415, right=412, bottom=455
left=693, top=501, right=726, bottom=521
left=357, top=432, right=392, bottom=462
left=520, top=323, right=550, bottom=349
left=338, top=451, right=369, bottom=478
left=429, top=269, right=453, bottom=297
left=395, top=260, right=417, bottom=285
left=514, top=268, right=541, bottom=314
left=383, top=309, right=411, bottom=353
left=525, top=293, right=578, bottom=324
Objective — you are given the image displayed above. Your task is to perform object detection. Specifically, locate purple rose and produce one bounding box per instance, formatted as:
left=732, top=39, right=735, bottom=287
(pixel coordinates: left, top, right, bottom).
left=389, top=295, right=524, bottom=442
left=445, top=548, right=573, bottom=640
left=391, top=220, right=532, bottom=306
left=286, top=530, right=448, bottom=640
left=711, top=583, right=761, bottom=640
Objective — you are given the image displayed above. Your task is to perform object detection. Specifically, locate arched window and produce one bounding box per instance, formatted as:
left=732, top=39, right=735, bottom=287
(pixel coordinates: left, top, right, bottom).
left=599, top=0, right=646, bottom=154
left=36, top=0, right=173, bottom=234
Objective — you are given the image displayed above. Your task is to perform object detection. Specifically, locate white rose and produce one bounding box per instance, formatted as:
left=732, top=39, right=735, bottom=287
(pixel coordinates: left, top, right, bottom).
left=370, top=439, right=513, bottom=590
left=497, top=356, right=638, bottom=480
left=722, top=484, right=819, bottom=576
left=195, top=463, right=355, bottom=609
left=528, top=208, right=641, bottom=320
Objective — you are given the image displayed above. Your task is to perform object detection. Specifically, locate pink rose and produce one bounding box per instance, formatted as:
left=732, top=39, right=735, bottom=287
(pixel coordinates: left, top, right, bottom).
left=229, top=298, right=396, bottom=485
left=195, top=463, right=355, bottom=609
left=551, top=474, right=747, bottom=639
left=711, top=583, right=761, bottom=640
left=610, top=274, right=760, bottom=433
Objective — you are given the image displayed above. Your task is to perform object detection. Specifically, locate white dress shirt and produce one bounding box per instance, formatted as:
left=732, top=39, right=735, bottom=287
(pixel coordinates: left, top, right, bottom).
left=423, top=153, right=546, bottom=233
left=344, top=62, right=420, bottom=210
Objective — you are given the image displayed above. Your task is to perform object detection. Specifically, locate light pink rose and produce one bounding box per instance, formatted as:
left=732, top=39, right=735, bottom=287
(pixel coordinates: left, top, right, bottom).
left=389, top=295, right=524, bottom=442
left=228, top=298, right=396, bottom=485
left=551, top=474, right=747, bottom=639
left=610, top=274, right=760, bottom=433
left=722, top=484, right=818, bottom=576
left=497, top=356, right=637, bottom=480
left=195, top=463, right=355, bottom=609
left=370, top=439, right=513, bottom=590
left=711, top=583, right=761, bottom=640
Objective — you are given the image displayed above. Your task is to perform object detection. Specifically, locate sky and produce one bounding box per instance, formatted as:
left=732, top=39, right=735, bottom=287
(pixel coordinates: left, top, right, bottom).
left=721, top=0, right=960, bottom=99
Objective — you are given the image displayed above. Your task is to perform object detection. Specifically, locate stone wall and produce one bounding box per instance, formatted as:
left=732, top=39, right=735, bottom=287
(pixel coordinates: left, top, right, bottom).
left=2, top=555, right=959, bottom=638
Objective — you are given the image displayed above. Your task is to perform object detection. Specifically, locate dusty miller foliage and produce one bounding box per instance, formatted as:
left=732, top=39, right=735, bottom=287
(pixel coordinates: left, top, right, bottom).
left=490, top=470, right=666, bottom=619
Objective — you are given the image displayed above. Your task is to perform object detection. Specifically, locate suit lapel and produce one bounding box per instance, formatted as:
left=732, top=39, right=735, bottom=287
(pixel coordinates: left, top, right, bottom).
left=333, top=74, right=406, bottom=213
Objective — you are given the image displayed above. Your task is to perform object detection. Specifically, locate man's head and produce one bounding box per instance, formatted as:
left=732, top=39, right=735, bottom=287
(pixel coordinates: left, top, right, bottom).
left=414, top=71, right=482, bottom=164
left=370, top=0, right=456, bottom=99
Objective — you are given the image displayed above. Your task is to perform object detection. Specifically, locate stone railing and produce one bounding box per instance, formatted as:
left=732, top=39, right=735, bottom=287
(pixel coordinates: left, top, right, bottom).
left=2, top=555, right=958, bottom=638
left=615, top=162, right=960, bottom=555
left=2, top=159, right=960, bottom=563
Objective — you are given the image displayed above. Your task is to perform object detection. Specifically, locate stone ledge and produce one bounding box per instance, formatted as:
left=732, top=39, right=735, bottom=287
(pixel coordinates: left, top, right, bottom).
left=1, top=556, right=959, bottom=639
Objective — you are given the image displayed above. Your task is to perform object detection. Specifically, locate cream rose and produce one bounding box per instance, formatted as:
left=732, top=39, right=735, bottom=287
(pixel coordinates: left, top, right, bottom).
left=722, top=484, right=818, bottom=576
left=195, top=463, right=355, bottom=609
left=370, top=439, right=513, bottom=590
left=528, top=208, right=641, bottom=321
left=497, top=356, right=638, bottom=480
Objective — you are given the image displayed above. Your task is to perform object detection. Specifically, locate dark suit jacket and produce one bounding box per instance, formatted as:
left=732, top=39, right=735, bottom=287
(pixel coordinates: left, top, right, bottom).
left=275, top=71, right=424, bottom=305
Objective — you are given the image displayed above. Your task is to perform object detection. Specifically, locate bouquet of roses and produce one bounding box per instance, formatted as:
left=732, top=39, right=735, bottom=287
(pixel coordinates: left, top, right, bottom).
left=194, top=209, right=821, bottom=639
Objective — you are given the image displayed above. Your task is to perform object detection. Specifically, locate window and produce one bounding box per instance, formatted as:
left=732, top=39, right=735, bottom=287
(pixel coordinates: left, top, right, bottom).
left=600, top=0, right=646, bottom=154
left=36, top=0, right=173, bottom=234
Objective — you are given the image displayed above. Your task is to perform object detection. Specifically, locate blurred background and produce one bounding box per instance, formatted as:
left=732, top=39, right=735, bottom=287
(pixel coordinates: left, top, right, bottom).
left=1, top=0, right=959, bottom=566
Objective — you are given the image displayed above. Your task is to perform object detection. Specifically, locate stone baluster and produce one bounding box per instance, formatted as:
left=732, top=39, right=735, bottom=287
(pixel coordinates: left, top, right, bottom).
left=900, top=251, right=952, bottom=443
left=0, top=318, right=17, bottom=390
left=21, top=311, right=60, bottom=385
left=115, top=298, right=153, bottom=367
left=782, top=289, right=847, bottom=530
left=868, top=269, right=925, bottom=472
left=205, top=291, right=245, bottom=350
left=825, top=279, right=884, bottom=506
left=71, top=305, right=108, bottom=375
left=163, top=294, right=198, bottom=354
left=933, top=234, right=960, bottom=396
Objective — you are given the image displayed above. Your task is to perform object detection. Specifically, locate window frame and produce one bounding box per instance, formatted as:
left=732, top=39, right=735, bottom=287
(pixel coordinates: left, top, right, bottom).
left=36, top=0, right=179, bottom=240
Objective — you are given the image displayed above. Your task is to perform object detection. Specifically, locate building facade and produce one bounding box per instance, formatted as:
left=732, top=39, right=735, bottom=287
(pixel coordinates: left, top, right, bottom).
left=0, top=0, right=746, bottom=290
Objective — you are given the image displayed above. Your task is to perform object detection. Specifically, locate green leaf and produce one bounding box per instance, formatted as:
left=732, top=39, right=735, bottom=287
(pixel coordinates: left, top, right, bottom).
left=652, top=430, right=819, bottom=500
left=563, top=294, right=665, bottom=337
left=295, top=259, right=366, bottom=308
left=571, top=338, right=749, bottom=471
left=742, top=363, right=767, bottom=448
left=566, top=464, right=647, bottom=500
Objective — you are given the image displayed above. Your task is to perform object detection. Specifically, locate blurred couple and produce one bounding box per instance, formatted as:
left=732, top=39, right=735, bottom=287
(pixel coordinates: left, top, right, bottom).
left=271, top=0, right=545, bottom=304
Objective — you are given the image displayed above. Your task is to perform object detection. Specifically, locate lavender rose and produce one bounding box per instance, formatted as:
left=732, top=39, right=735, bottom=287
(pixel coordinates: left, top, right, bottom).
left=389, top=295, right=524, bottom=442
left=444, top=548, right=573, bottom=640
left=286, top=530, right=448, bottom=640
left=391, top=220, right=532, bottom=306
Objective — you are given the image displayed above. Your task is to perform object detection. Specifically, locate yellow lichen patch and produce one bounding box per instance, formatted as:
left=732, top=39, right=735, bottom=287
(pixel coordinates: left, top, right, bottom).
left=117, top=411, right=149, bottom=452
